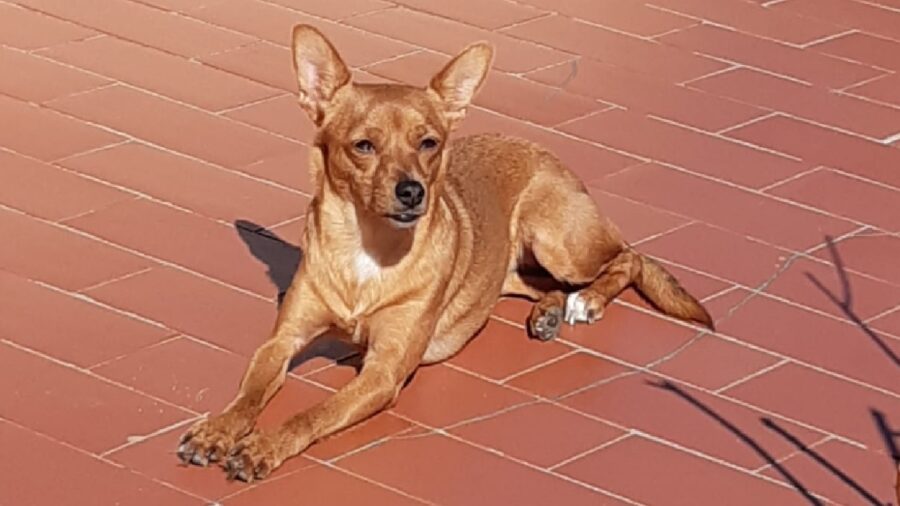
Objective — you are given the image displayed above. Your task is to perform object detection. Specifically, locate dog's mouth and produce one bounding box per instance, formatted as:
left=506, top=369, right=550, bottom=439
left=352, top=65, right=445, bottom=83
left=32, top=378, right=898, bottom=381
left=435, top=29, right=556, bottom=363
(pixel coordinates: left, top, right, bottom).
left=386, top=211, right=422, bottom=228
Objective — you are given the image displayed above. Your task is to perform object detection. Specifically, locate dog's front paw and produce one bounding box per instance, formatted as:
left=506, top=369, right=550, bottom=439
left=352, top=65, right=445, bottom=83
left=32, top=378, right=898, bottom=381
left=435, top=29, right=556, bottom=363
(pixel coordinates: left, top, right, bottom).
left=177, top=414, right=250, bottom=467
left=224, top=431, right=294, bottom=482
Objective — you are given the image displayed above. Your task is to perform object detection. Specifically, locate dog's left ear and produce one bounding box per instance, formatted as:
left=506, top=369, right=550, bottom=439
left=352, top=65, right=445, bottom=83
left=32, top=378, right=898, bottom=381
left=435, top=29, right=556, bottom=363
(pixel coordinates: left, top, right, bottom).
left=429, top=42, right=493, bottom=126
left=291, top=24, right=351, bottom=125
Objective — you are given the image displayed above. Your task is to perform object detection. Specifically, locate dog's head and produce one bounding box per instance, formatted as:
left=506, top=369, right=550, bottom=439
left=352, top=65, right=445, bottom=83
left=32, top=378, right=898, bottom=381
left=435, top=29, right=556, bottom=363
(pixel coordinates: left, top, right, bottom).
left=291, top=25, right=493, bottom=229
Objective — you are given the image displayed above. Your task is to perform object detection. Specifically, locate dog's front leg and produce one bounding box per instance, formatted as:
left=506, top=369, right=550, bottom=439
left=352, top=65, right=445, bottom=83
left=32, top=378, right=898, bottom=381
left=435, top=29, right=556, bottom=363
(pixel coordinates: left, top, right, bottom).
left=223, top=303, right=432, bottom=482
left=177, top=278, right=331, bottom=466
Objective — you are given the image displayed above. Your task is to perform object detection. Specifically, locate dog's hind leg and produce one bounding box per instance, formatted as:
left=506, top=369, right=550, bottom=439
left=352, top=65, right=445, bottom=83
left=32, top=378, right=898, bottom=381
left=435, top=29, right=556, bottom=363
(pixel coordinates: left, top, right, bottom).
left=519, top=178, right=711, bottom=340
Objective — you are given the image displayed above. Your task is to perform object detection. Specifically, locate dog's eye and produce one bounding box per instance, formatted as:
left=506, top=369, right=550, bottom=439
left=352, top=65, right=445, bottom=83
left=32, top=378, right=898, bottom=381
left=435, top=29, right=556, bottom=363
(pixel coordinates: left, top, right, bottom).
left=419, top=137, right=439, bottom=151
left=353, top=140, right=375, bottom=154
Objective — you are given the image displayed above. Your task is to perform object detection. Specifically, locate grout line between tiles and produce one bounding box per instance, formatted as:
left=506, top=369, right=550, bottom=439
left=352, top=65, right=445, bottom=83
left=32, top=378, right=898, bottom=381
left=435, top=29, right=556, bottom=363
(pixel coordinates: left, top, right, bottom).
left=715, top=358, right=790, bottom=393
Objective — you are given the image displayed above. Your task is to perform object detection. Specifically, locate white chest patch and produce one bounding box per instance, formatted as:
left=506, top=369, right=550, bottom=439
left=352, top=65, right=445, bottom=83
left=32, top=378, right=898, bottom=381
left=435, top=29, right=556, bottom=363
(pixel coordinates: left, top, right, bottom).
left=354, top=250, right=382, bottom=282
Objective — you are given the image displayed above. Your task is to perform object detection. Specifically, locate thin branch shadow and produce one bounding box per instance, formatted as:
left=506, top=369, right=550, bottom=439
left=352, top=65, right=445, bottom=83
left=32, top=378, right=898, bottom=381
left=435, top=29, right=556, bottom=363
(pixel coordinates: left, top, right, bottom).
left=650, top=380, right=823, bottom=505
left=762, top=417, right=887, bottom=506
left=804, top=235, right=900, bottom=368
left=234, top=219, right=360, bottom=372
left=872, top=409, right=900, bottom=506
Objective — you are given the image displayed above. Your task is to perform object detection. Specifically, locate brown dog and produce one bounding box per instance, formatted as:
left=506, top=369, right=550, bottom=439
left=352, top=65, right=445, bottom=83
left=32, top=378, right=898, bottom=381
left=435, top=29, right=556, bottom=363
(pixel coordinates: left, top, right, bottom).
left=177, top=24, right=713, bottom=481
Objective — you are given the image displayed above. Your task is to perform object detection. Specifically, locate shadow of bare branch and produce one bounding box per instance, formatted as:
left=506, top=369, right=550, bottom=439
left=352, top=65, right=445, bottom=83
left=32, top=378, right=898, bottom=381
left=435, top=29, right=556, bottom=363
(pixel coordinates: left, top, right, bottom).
left=804, top=235, right=900, bottom=368
left=762, top=417, right=886, bottom=506
left=650, top=379, right=822, bottom=505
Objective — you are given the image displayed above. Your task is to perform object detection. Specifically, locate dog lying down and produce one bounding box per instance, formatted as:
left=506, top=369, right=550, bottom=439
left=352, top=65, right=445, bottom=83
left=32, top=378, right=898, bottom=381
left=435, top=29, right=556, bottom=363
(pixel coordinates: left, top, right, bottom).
left=177, top=24, right=714, bottom=482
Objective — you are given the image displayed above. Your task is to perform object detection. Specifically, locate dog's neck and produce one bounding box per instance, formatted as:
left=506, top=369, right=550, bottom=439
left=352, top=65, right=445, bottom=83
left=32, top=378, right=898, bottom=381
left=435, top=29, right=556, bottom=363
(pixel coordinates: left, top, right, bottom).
left=312, top=179, right=441, bottom=273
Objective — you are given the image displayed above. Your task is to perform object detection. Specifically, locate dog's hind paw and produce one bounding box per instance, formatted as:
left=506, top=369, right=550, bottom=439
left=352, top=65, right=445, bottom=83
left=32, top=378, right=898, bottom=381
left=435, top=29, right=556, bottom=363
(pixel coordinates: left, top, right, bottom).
left=530, top=306, right=563, bottom=341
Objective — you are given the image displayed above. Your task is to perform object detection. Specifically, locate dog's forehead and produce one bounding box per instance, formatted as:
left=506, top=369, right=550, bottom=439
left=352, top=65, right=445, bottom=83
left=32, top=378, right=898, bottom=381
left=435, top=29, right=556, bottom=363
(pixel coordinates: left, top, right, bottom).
left=334, top=84, right=443, bottom=133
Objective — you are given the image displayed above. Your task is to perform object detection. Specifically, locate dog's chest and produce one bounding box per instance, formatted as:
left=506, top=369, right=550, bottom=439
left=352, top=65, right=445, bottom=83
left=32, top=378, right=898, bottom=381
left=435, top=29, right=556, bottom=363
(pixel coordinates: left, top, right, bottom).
left=353, top=249, right=382, bottom=283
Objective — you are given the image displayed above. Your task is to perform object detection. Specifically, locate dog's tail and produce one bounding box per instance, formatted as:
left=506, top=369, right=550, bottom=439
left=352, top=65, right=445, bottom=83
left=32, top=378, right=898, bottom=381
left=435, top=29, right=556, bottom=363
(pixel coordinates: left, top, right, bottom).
left=633, top=254, right=714, bottom=331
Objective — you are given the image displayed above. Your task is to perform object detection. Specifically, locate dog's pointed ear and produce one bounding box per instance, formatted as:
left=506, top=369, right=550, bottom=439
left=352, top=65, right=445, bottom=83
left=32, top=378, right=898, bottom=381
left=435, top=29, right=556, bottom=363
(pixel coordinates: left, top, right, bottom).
left=291, top=24, right=351, bottom=125
left=429, top=42, right=493, bottom=126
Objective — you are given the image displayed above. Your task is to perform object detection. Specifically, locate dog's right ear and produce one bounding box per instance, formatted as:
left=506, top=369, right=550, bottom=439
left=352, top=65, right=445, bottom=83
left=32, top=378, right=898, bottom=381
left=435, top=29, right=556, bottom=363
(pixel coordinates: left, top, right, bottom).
left=291, top=24, right=351, bottom=125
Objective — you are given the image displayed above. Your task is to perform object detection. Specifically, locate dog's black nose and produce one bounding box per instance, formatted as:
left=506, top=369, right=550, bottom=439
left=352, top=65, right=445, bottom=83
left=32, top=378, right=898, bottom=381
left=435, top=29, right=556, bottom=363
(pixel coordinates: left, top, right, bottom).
left=395, top=180, right=425, bottom=208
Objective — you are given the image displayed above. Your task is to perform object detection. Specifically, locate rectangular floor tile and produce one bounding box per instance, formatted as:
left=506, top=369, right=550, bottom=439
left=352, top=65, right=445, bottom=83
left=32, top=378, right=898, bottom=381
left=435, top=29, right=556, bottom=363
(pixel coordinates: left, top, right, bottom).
left=186, top=0, right=414, bottom=67
left=760, top=435, right=898, bottom=505
left=223, top=94, right=313, bottom=141
left=60, top=142, right=308, bottom=226
left=660, top=24, right=881, bottom=90
left=517, top=0, right=696, bottom=37
left=727, top=115, right=900, bottom=188
left=846, top=72, right=900, bottom=108
left=564, top=373, right=826, bottom=470
left=200, top=41, right=296, bottom=92
left=562, top=110, right=809, bottom=189
left=598, top=164, right=854, bottom=251
left=0, top=270, right=174, bottom=368
left=239, top=147, right=315, bottom=194
left=85, top=266, right=277, bottom=355
left=811, top=31, right=900, bottom=72
left=769, top=168, right=900, bottom=232
left=561, top=302, right=702, bottom=368
left=347, top=7, right=571, bottom=73
left=0, top=342, right=190, bottom=453
left=724, top=363, right=900, bottom=448
left=39, top=35, right=281, bottom=112
left=0, top=207, right=152, bottom=291
left=0, top=2, right=96, bottom=50
left=0, top=420, right=200, bottom=506
left=0, top=94, right=123, bottom=162
left=366, top=50, right=607, bottom=127
left=264, top=0, right=391, bottom=20
left=812, top=232, right=900, bottom=286
left=225, top=463, right=427, bottom=505
left=717, top=294, right=900, bottom=396
left=0, top=149, right=130, bottom=221
left=0, top=45, right=109, bottom=103
left=637, top=222, right=790, bottom=288
left=450, top=402, right=624, bottom=468
left=339, top=433, right=622, bottom=505
left=691, top=67, right=900, bottom=139
left=558, top=435, right=810, bottom=505
left=17, top=0, right=252, bottom=58
left=648, top=0, right=845, bottom=45
left=49, top=85, right=299, bottom=170
left=448, top=318, right=570, bottom=381
left=66, top=197, right=298, bottom=298
left=653, top=335, right=780, bottom=391
left=762, top=253, right=900, bottom=321
left=505, top=350, right=633, bottom=399
left=393, top=0, right=544, bottom=30
left=503, top=14, right=724, bottom=83
left=93, top=336, right=248, bottom=413
left=773, top=0, right=900, bottom=41
left=526, top=58, right=765, bottom=132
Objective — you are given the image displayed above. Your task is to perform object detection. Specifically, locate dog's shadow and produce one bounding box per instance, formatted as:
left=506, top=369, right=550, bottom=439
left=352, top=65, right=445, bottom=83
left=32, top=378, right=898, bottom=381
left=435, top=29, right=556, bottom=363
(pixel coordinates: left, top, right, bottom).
left=234, top=219, right=360, bottom=372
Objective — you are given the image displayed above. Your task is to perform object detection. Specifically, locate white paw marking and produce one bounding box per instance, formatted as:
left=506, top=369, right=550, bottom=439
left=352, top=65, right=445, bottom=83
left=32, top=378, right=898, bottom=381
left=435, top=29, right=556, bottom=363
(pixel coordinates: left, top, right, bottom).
left=564, top=292, right=592, bottom=325
left=354, top=250, right=382, bottom=282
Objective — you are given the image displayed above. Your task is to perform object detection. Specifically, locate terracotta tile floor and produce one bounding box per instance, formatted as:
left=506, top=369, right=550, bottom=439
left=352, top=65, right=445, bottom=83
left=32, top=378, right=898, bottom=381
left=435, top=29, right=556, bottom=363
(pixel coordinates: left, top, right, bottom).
left=1, top=0, right=899, bottom=504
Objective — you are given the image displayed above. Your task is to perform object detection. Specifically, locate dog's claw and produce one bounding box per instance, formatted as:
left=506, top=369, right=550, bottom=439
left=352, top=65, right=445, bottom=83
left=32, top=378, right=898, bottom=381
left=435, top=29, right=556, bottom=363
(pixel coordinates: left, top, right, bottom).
left=190, top=452, right=209, bottom=467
